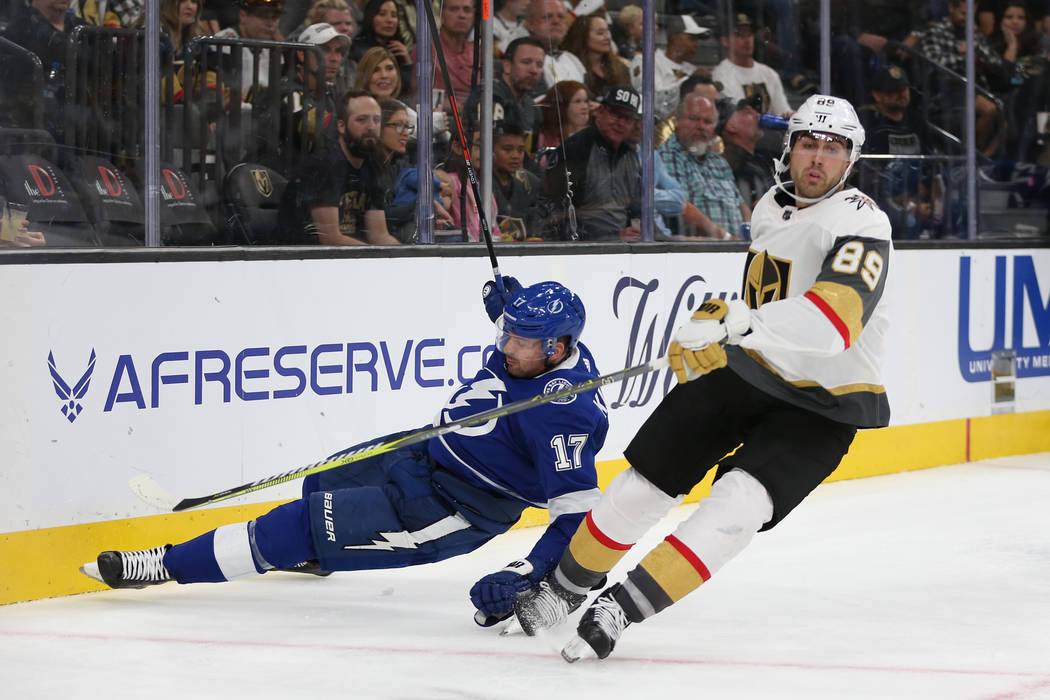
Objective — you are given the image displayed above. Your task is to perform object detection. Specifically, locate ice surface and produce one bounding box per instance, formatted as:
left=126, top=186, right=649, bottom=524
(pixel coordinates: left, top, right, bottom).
left=2, top=454, right=1049, bottom=699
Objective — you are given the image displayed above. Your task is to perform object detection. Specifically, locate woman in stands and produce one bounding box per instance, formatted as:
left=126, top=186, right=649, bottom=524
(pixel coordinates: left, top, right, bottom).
left=135, top=0, right=207, bottom=56
left=987, top=2, right=1043, bottom=69
left=560, top=14, right=630, bottom=100
left=354, top=46, right=402, bottom=100
left=537, top=80, right=591, bottom=149
left=349, top=0, right=412, bottom=98
left=376, top=98, right=453, bottom=241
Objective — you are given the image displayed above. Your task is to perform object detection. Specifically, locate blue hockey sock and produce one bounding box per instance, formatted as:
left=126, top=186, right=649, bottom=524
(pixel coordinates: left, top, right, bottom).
left=163, top=530, right=229, bottom=583
left=252, top=498, right=317, bottom=569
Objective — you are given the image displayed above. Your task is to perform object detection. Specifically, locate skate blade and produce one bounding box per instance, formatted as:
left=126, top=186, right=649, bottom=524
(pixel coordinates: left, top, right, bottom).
left=560, top=635, right=594, bottom=663
left=79, top=561, right=104, bottom=584
left=499, top=616, right=524, bottom=636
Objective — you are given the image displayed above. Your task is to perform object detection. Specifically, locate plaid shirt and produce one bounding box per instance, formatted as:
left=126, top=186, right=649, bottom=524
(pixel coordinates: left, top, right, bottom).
left=917, top=18, right=1005, bottom=89
left=658, top=133, right=744, bottom=234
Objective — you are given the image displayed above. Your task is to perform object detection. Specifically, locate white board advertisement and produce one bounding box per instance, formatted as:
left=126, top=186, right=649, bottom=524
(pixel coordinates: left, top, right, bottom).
left=1, top=248, right=1047, bottom=532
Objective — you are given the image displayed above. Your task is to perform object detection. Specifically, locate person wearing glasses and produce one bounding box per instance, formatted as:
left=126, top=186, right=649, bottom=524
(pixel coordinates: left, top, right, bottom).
left=377, top=98, right=453, bottom=241
left=540, top=85, right=643, bottom=242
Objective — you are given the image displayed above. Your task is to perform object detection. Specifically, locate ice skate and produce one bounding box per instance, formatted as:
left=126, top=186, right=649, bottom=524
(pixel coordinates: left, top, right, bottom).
left=279, top=559, right=331, bottom=577
left=80, top=545, right=173, bottom=589
left=561, top=585, right=631, bottom=662
left=513, top=575, right=586, bottom=636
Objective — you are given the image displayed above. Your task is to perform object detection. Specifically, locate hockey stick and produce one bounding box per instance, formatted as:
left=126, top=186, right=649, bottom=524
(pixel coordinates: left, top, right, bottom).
left=421, top=0, right=504, bottom=292
left=130, top=356, right=670, bottom=512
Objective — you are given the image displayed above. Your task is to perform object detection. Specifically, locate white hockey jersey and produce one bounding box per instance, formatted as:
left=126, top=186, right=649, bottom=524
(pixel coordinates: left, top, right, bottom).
left=725, top=185, right=893, bottom=428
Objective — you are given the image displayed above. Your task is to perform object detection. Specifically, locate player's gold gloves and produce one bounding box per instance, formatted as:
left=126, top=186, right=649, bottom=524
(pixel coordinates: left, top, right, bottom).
left=667, top=299, right=751, bottom=384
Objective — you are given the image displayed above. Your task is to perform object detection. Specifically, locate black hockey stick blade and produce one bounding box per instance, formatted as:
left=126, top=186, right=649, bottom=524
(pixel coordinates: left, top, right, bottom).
left=136, top=356, right=669, bottom=512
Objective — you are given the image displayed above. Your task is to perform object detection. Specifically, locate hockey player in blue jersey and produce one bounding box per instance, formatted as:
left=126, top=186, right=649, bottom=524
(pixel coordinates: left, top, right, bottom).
left=81, top=280, right=610, bottom=625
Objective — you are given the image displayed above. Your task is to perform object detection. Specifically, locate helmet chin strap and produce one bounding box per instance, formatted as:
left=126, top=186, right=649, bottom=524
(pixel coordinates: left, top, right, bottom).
left=772, top=150, right=856, bottom=205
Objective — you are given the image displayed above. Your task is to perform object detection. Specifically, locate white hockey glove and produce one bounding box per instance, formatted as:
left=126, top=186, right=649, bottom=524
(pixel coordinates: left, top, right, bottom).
left=668, top=298, right=751, bottom=383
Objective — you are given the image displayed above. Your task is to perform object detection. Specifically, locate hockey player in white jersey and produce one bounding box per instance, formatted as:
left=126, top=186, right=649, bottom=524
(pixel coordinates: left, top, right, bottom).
left=513, top=94, right=894, bottom=661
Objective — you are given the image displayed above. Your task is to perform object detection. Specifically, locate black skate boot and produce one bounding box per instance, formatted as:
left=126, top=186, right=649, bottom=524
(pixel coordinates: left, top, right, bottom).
left=80, top=545, right=174, bottom=589
left=279, top=559, right=331, bottom=577
left=561, top=585, right=631, bottom=662
left=513, top=574, right=587, bottom=636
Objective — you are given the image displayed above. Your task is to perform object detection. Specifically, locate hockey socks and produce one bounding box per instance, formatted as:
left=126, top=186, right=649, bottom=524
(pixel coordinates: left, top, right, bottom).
left=164, top=500, right=318, bottom=583
left=554, top=468, right=682, bottom=597
left=607, top=469, right=774, bottom=623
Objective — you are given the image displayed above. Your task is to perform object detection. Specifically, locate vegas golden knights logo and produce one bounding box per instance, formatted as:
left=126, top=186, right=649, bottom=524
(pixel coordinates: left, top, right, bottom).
left=743, top=249, right=792, bottom=308
left=251, top=169, right=273, bottom=198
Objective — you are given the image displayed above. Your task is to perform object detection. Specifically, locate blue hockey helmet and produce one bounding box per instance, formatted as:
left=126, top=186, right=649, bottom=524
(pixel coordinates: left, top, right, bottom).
left=499, top=281, right=586, bottom=358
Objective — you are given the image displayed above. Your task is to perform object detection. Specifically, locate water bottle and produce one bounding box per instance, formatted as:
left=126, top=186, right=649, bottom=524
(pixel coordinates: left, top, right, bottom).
left=758, top=114, right=789, bottom=131
left=739, top=223, right=752, bottom=240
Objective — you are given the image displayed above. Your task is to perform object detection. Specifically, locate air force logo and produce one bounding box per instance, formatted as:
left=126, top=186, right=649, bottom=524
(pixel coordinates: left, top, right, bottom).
left=47, top=349, right=96, bottom=423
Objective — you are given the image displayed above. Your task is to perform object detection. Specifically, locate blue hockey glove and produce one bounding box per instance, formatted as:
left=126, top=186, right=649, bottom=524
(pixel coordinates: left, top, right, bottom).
left=470, top=559, right=543, bottom=625
left=482, top=276, right=523, bottom=323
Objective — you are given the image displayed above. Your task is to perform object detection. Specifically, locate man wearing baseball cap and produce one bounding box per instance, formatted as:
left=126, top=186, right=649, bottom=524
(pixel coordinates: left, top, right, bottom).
left=297, top=22, right=352, bottom=86
left=541, top=85, right=644, bottom=241
left=712, top=13, right=791, bottom=117
left=215, top=0, right=287, bottom=88
left=630, top=14, right=711, bottom=120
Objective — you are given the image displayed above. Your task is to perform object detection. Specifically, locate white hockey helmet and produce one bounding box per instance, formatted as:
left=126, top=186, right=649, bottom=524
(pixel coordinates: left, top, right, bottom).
left=773, top=94, right=866, bottom=204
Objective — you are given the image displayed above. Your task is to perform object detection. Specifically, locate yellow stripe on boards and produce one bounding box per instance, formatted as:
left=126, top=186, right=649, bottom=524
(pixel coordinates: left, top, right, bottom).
left=3, top=410, right=1048, bottom=606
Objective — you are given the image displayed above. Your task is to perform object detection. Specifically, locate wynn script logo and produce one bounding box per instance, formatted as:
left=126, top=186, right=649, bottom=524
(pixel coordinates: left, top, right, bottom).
left=610, top=275, right=738, bottom=409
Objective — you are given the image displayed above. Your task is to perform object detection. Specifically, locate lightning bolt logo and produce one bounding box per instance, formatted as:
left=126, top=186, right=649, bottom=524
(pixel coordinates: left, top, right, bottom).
left=343, top=514, right=472, bottom=551
left=437, top=375, right=507, bottom=437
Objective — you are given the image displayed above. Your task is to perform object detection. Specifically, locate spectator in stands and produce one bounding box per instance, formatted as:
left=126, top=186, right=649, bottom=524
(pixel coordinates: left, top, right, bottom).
left=354, top=46, right=404, bottom=99
left=712, top=13, right=791, bottom=117
left=164, top=0, right=208, bottom=54
left=612, top=4, right=643, bottom=60
left=412, top=0, right=476, bottom=104
left=718, top=96, right=773, bottom=210
left=278, top=90, right=401, bottom=244
left=493, top=0, right=531, bottom=55
left=525, top=0, right=585, bottom=91
left=630, top=14, right=709, bottom=121
left=492, top=121, right=544, bottom=240
left=860, top=64, right=940, bottom=238
left=299, top=21, right=352, bottom=88
left=352, top=0, right=413, bottom=99
left=537, top=79, right=591, bottom=149
left=296, top=0, right=355, bottom=36
left=659, top=93, right=747, bottom=239
left=5, top=0, right=86, bottom=69
left=251, top=23, right=350, bottom=173
left=917, top=0, right=1008, bottom=156
left=465, top=37, right=547, bottom=152
left=561, top=13, right=631, bottom=100
left=296, top=0, right=356, bottom=95
left=541, top=85, right=643, bottom=241
left=987, top=1, right=1042, bottom=69
left=654, top=74, right=721, bottom=148
left=377, top=98, right=453, bottom=241
left=825, top=0, right=926, bottom=109
left=625, top=118, right=688, bottom=240
left=214, top=0, right=285, bottom=89
left=444, top=129, right=503, bottom=241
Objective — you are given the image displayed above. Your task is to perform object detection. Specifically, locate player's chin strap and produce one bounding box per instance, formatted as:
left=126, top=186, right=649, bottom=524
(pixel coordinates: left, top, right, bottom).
left=772, top=150, right=857, bottom=205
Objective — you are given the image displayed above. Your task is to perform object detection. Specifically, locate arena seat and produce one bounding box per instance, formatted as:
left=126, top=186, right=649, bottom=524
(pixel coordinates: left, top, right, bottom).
left=222, top=161, right=288, bottom=245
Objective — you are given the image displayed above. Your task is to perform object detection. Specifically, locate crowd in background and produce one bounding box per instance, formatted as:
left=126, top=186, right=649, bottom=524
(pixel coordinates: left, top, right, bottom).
left=1, top=0, right=1050, bottom=248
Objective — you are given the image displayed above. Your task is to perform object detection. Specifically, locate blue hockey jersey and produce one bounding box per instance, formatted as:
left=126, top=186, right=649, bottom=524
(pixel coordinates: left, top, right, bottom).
left=428, top=342, right=609, bottom=565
